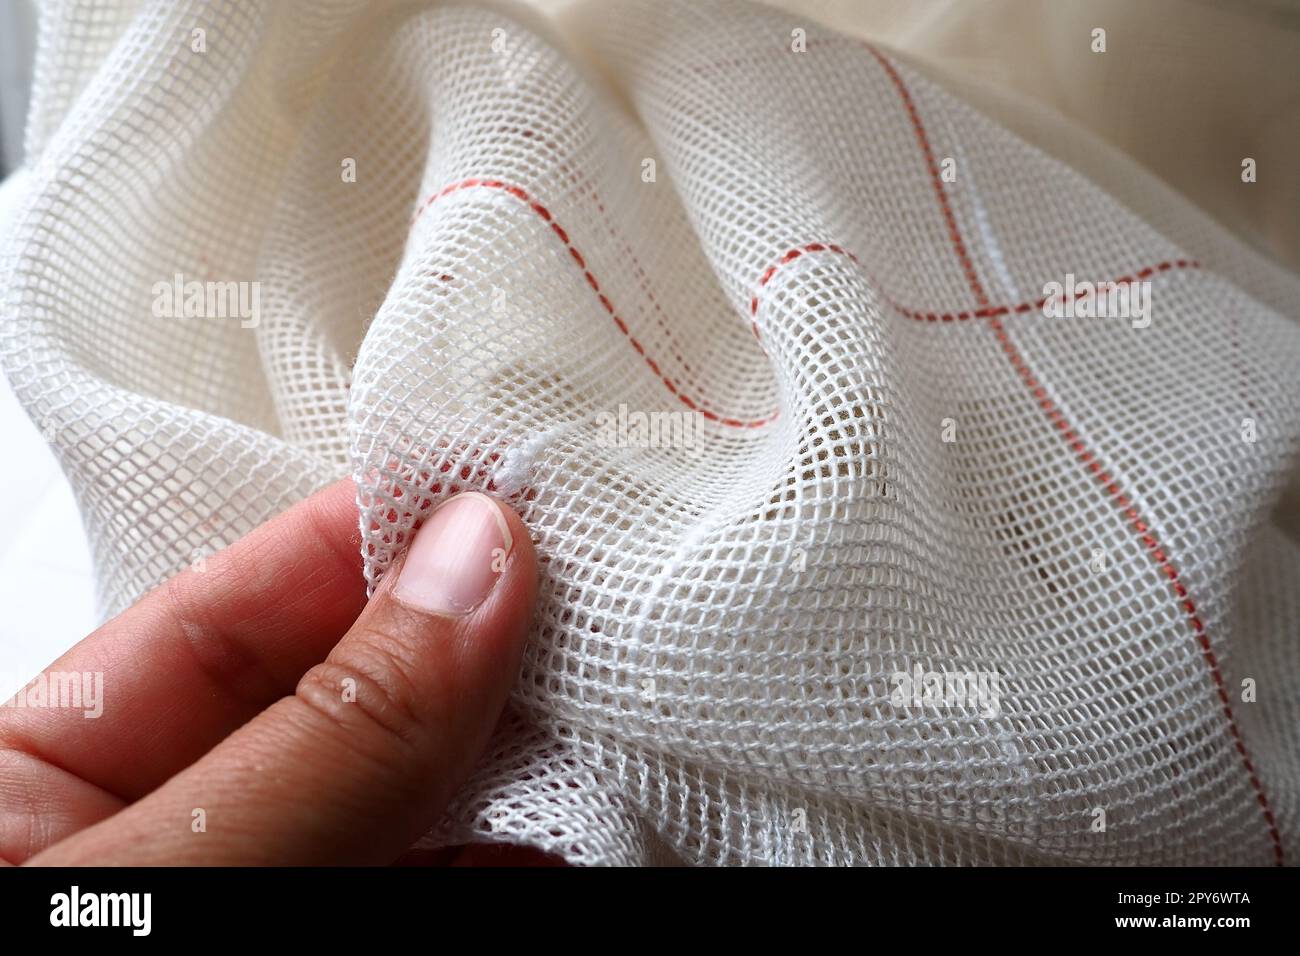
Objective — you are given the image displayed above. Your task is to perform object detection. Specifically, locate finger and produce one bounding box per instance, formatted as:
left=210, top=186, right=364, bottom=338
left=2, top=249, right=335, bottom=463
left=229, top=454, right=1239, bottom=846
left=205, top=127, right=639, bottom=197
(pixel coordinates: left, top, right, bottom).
left=0, top=478, right=366, bottom=861
left=30, top=492, right=537, bottom=866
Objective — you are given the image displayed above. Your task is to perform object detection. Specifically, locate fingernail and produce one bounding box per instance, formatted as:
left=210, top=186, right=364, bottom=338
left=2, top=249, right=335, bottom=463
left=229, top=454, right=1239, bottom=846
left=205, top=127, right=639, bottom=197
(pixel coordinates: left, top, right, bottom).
left=392, top=492, right=514, bottom=616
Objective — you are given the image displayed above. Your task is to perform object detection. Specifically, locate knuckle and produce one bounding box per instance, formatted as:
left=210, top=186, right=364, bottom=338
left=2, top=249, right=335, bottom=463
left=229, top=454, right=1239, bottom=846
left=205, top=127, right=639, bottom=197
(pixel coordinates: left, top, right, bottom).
left=292, top=653, right=426, bottom=757
left=161, top=570, right=283, bottom=707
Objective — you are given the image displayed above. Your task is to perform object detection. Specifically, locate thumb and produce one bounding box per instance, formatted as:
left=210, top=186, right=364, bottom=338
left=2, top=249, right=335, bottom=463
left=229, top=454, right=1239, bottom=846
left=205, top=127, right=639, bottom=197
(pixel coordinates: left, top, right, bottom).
left=30, top=491, right=537, bottom=866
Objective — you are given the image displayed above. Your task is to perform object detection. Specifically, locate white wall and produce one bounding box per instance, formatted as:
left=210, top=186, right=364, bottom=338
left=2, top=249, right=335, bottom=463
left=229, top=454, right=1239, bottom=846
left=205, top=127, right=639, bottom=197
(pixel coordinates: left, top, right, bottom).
left=0, top=0, right=37, bottom=175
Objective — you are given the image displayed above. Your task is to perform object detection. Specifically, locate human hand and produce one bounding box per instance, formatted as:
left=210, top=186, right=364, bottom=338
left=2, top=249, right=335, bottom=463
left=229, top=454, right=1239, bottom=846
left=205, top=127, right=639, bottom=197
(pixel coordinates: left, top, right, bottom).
left=0, top=480, right=538, bottom=865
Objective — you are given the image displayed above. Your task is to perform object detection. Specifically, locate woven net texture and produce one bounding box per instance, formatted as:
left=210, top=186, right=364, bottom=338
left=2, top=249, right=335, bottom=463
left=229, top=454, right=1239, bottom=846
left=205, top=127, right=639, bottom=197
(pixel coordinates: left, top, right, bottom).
left=3, top=0, right=1299, bottom=865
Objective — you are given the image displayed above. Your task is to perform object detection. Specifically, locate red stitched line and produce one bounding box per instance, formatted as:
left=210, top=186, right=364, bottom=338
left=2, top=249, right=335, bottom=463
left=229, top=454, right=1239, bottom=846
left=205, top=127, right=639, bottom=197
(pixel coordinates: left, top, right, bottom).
left=864, top=44, right=989, bottom=307
left=894, top=260, right=1200, bottom=322
left=751, top=243, right=1199, bottom=328
left=866, top=43, right=1284, bottom=865
left=988, top=312, right=1284, bottom=865
left=410, top=178, right=778, bottom=429
left=515, top=127, right=702, bottom=380
left=749, top=242, right=859, bottom=341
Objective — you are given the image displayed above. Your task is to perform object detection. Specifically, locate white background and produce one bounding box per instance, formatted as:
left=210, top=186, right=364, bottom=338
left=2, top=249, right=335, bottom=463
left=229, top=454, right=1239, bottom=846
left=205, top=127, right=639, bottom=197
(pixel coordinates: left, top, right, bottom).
left=0, top=170, right=97, bottom=699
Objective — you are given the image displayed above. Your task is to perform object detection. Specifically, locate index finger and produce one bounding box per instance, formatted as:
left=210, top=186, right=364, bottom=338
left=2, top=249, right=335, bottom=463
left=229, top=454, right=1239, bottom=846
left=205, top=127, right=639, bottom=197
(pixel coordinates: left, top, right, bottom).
left=0, top=478, right=368, bottom=852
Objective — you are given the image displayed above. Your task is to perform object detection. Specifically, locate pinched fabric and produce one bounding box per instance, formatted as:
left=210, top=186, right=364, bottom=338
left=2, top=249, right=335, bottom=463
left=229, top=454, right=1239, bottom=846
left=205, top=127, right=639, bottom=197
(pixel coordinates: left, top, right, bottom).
left=3, top=0, right=1299, bottom=864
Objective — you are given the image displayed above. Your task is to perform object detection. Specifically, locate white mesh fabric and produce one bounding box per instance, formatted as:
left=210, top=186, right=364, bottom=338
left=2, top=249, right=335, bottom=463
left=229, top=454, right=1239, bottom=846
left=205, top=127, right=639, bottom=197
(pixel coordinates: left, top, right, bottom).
left=3, top=0, right=1299, bottom=865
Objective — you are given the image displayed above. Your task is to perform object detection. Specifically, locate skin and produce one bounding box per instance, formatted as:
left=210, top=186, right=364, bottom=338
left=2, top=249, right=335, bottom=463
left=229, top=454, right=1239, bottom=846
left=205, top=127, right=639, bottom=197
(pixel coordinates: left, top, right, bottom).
left=0, top=478, right=551, bottom=866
